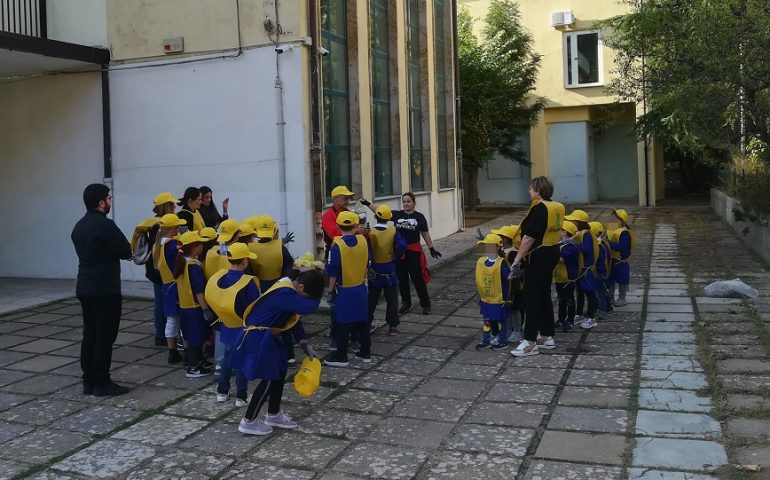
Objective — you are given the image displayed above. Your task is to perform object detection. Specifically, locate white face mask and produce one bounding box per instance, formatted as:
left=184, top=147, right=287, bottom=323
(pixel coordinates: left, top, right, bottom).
left=487, top=253, right=498, bottom=262
left=503, top=246, right=515, bottom=254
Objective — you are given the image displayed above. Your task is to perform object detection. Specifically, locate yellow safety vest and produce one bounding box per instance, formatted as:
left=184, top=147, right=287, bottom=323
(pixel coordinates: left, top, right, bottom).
left=609, top=227, right=636, bottom=261
left=177, top=258, right=203, bottom=309
left=333, top=235, right=368, bottom=287
left=241, top=278, right=301, bottom=335
left=204, top=246, right=230, bottom=281
left=553, top=240, right=584, bottom=284
left=475, top=256, right=505, bottom=304
left=192, top=210, right=205, bottom=231
left=370, top=226, right=396, bottom=264
left=156, top=237, right=176, bottom=285
left=573, top=230, right=600, bottom=269
left=204, top=270, right=259, bottom=328
left=248, top=240, right=283, bottom=281
left=520, top=199, right=565, bottom=248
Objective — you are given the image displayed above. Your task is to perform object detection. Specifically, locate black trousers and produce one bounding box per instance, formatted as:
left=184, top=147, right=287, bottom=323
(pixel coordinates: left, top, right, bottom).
left=281, top=331, right=295, bottom=360
left=78, top=294, right=122, bottom=387
left=555, top=282, right=576, bottom=324
left=335, top=321, right=371, bottom=360
left=577, top=286, right=598, bottom=318
left=522, top=246, right=559, bottom=342
left=368, top=284, right=400, bottom=327
left=244, top=376, right=285, bottom=420
left=397, top=250, right=430, bottom=308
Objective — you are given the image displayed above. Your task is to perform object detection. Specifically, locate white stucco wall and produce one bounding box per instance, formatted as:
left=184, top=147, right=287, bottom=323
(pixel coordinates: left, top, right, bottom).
left=0, top=72, right=105, bottom=278
left=109, top=46, right=312, bottom=281
left=47, top=0, right=108, bottom=47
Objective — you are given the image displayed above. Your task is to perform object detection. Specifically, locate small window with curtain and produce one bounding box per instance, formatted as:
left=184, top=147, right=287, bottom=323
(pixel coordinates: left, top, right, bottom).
left=563, top=30, right=603, bottom=88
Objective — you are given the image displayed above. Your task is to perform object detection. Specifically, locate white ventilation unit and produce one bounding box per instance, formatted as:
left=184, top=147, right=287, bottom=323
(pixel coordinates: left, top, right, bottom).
left=551, top=10, right=575, bottom=28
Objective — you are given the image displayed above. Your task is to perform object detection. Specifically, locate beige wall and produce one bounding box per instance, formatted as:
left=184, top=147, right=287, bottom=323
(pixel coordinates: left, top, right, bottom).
left=107, top=0, right=305, bottom=61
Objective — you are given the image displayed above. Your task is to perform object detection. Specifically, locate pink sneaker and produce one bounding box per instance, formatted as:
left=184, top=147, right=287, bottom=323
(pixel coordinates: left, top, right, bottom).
left=264, top=411, right=298, bottom=429
left=238, top=417, right=273, bottom=436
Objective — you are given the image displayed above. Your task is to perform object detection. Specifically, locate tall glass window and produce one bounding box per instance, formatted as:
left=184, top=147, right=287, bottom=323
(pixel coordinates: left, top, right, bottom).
left=434, top=0, right=454, bottom=188
left=321, top=0, right=351, bottom=193
left=406, top=0, right=424, bottom=191
left=371, top=0, right=394, bottom=196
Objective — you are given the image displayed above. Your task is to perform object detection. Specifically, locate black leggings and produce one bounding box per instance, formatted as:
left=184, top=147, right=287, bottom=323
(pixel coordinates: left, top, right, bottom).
left=556, top=282, right=576, bottom=324
left=523, top=246, right=560, bottom=342
left=577, top=286, right=597, bottom=318
left=244, top=376, right=285, bottom=420
left=397, top=249, right=430, bottom=308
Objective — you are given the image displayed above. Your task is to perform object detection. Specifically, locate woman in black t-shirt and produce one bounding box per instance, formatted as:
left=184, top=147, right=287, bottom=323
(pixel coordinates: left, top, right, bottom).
left=391, top=192, right=442, bottom=315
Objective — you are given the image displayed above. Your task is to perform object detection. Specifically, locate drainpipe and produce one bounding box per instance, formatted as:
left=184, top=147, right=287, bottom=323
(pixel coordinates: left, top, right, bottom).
left=451, top=0, right=464, bottom=230
left=101, top=66, right=114, bottom=219
left=273, top=3, right=289, bottom=234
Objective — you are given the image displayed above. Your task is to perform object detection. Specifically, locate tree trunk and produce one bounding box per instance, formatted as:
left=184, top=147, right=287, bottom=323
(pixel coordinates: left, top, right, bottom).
left=466, top=168, right=479, bottom=210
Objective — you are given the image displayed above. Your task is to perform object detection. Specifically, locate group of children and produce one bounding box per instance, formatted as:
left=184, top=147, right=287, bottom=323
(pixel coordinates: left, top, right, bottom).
left=475, top=208, right=635, bottom=354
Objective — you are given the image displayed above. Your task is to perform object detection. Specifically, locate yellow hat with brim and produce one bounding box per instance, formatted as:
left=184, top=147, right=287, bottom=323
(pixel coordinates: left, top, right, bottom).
left=613, top=208, right=629, bottom=223
left=491, top=226, right=517, bottom=240
left=256, top=214, right=278, bottom=238
left=477, top=233, right=503, bottom=246
left=331, top=185, right=355, bottom=198
left=226, top=242, right=257, bottom=260
left=239, top=223, right=256, bottom=237
left=218, top=219, right=240, bottom=243
left=242, top=215, right=260, bottom=228
left=159, top=213, right=186, bottom=227
left=589, top=221, right=604, bottom=237
left=154, top=192, right=179, bottom=206
left=564, top=210, right=589, bottom=223
left=336, top=210, right=359, bottom=227
left=562, top=221, right=578, bottom=236
left=199, top=227, right=218, bottom=242
left=375, top=205, right=392, bottom=220
left=179, top=231, right=203, bottom=246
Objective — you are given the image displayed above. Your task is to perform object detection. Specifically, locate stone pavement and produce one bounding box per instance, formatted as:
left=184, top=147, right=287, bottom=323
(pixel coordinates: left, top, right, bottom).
left=0, top=205, right=766, bottom=479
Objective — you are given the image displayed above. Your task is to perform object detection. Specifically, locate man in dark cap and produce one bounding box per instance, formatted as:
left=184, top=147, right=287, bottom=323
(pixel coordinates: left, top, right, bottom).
left=71, top=183, right=133, bottom=396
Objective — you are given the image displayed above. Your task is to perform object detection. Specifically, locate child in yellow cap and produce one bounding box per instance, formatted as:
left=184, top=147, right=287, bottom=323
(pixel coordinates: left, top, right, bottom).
left=491, top=225, right=523, bottom=343
left=475, top=234, right=511, bottom=350
left=564, top=210, right=598, bottom=329
left=608, top=209, right=635, bottom=307
left=155, top=213, right=186, bottom=364
left=554, top=222, right=583, bottom=332
left=368, top=205, right=407, bottom=336
left=590, top=221, right=612, bottom=318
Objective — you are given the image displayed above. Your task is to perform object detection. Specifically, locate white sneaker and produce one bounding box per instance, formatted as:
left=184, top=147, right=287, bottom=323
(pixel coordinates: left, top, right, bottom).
left=580, top=318, right=597, bottom=329
left=264, top=411, right=298, bottom=429
left=490, top=337, right=500, bottom=346
left=215, top=392, right=228, bottom=403
left=507, top=331, right=522, bottom=343
left=511, top=340, right=539, bottom=357
left=537, top=336, right=556, bottom=350
left=615, top=299, right=628, bottom=307
left=238, top=418, right=272, bottom=436
left=574, top=315, right=584, bottom=323
left=235, top=395, right=250, bottom=408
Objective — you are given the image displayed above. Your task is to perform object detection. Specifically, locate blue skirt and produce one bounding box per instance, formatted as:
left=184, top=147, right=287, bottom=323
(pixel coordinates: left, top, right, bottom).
left=577, top=268, right=596, bottom=292
left=229, top=329, right=286, bottom=380
left=611, top=260, right=630, bottom=284
left=479, top=301, right=510, bottom=322
left=219, top=325, right=242, bottom=346
left=179, top=307, right=207, bottom=347
left=162, top=283, right=179, bottom=318
left=333, top=284, right=368, bottom=324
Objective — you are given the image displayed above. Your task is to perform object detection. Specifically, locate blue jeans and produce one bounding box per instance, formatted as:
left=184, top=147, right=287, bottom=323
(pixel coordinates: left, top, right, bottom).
left=217, top=343, right=247, bottom=399
left=152, top=283, right=166, bottom=339
left=596, top=278, right=608, bottom=313
left=214, top=330, right=225, bottom=367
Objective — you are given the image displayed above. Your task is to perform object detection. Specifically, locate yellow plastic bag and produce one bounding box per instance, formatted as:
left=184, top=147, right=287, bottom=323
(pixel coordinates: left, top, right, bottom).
left=294, top=357, right=322, bottom=397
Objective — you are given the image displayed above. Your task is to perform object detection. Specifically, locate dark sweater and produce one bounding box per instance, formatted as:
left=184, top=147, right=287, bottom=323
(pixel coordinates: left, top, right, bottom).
left=71, top=210, right=132, bottom=296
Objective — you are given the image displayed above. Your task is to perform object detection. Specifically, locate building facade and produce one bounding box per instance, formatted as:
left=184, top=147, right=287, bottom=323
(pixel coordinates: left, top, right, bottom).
left=0, top=0, right=461, bottom=280
left=462, top=0, right=665, bottom=206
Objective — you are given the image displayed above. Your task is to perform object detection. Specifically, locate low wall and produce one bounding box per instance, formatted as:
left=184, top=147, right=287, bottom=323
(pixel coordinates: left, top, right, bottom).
left=711, top=188, right=770, bottom=266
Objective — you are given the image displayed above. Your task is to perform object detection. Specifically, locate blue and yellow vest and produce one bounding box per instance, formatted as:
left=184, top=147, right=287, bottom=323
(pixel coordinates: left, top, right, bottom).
left=155, top=238, right=176, bottom=285
left=177, top=258, right=202, bottom=309
left=521, top=199, right=565, bottom=248
left=475, top=257, right=505, bottom=305
left=333, top=235, right=368, bottom=287
left=370, top=226, right=396, bottom=264
left=609, top=227, right=635, bottom=262
left=553, top=240, right=584, bottom=284
left=573, top=230, right=599, bottom=269
left=241, top=278, right=301, bottom=335
left=204, top=246, right=230, bottom=281
left=248, top=240, right=283, bottom=281
left=204, top=270, right=260, bottom=328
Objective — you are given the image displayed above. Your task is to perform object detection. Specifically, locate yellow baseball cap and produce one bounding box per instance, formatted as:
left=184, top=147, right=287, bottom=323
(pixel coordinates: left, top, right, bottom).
left=589, top=221, right=604, bottom=237
left=153, top=192, right=179, bottom=206
left=565, top=209, right=589, bottom=223
left=562, top=221, right=578, bottom=236
left=491, top=225, right=517, bottom=240
left=178, top=231, right=203, bottom=246
left=226, top=242, right=257, bottom=260
left=159, top=213, right=186, bottom=227
left=239, top=222, right=256, bottom=237
left=199, top=227, right=218, bottom=242
left=331, top=185, right=354, bottom=198
left=375, top=205, right=393, bottom=220
left=477, top=233, right=503, bottom=246
left=613, top=208, right=629, bottom=223
left=218, top=219, right=240, bottom=243
left=336, top=210, right=359, bottom=227
left=256, top=214, right=278, bottom=238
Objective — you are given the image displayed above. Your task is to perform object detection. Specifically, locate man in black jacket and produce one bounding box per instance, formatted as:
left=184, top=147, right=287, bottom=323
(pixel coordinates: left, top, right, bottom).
left=71, top=184, right=133, bottom=396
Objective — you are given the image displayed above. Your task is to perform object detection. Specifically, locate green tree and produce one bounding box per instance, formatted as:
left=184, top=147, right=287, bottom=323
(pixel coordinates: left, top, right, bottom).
left=459, top=0, right=544, bottom=209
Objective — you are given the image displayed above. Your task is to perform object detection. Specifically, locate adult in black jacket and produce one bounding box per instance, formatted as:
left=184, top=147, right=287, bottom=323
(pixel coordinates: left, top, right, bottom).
left=71, top=184, right=132, bottom=396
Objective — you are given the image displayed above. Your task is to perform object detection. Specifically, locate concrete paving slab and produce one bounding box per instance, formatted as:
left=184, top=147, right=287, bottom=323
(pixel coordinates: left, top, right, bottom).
left=112, top=414, right=207, bottom=446
left=644, top=322, right=693, bottom=332
left=627, top=468, right=718, bottom=480
left=642, top=332, right=696, bottom=344
left=725, top=393, right=770, bottom=411
left=525, top=461, right=622, bottom=480
left=647, top=312, right=696, bottom=323
left=717, top=358, right=770, bottom=374
left=253, top=432, right=349, bottom=469
left=636, top=410, right=721, bottom=439
left=413, top=378, right=486, bottom=400
left=376, top=357, right=442, bottom=376
left=351, top=371, right=423, bottom=394
left=566, top=369, right=634, bottom=388
left=446, top=424, right=534, bottom=455
left=647, top=304, right=694, bottom=313
left=221, top=461, right=315, bottom=480
left=499, top=366, right=567, bottom=384
left=642, top=343, right=697, bottom=356
left=332, top=442, right=428, bottom=479
left=534, top=430, right=629, bottom=465
left=126, top=451, right=234, bottom=479
left=392, top=395, right=473, bottom=422
left=632, top=437, right=727, bottom=472
left=718, top=374, right=770, bottom=393
left=638, top=388, right=712, bottom=413
left=0, top=398, right=87, bottom=425
left=465, top=401, right=547, bottom=428
left=548, top=406, right=629, bottom=433
left=425, top=451, right=522, bottom=479
left=1, top=373, right=79, bottom=395
left=0, top=459, right=29, bottom=480
left=640, top=370, right=708, bottom=390
left=485, top=383, right=557, bottom=403
left=573, top=355, right=636, bottom=371
left=327, top=388, right=402, bottom=414
left=0, top=428, right=91, bottom=464
left=52, top=439, right=155, bottom=478
left=364, top=417, right=454, bottom=448
left=732, top=445, right=770, bottom=470
left=558, top=387, right=631, bottom=409
left=725, top=417, right=770, bottom=442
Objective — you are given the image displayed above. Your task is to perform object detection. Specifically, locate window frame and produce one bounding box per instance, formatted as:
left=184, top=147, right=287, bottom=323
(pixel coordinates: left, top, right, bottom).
left=370, top=0, right=396, bottom=198
left=563, top=29, right=604, bottom=89
left=406, top=0, right=425, bottom=192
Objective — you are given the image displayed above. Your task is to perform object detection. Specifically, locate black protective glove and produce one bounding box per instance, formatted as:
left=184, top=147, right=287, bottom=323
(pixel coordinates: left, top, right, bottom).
left=429, top=248, right=442, bottom=259
left=202, top=308, right=217, bottom=324
left=300, top=342, right=315, bottom=360
left=282, top=231, right=295, bottom=244
left=508, top=262, right=521, bottom=280
left=360, top=199, right=371, bottom=207
left=475, top=228, right=484, bottom=241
